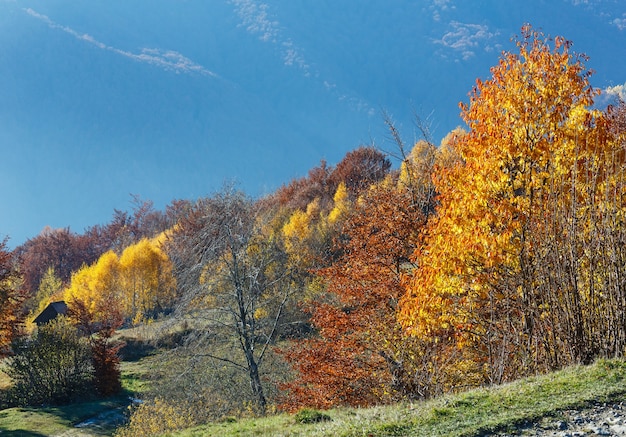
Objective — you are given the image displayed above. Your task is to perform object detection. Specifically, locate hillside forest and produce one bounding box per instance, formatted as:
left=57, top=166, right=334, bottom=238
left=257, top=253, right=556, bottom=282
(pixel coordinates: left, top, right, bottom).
left=1, top=25, right=626, bottom=434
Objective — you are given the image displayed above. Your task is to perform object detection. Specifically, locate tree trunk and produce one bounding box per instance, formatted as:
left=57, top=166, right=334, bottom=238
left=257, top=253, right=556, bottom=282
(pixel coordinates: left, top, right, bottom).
left=244, top=342, right=267, bottom=414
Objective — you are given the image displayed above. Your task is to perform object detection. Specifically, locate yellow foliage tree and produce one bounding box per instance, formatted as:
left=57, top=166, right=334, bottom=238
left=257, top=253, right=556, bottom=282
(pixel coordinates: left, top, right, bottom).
left=119, top=237, right=176, bottom=323
left=435, top=127, right=465, bottom=170
left=29, top=267, right=63, bottom=319
left=327, top=182, right=351, bottom=225
left=64, top=237, right=176, bottom=325
left=398, top=140, right=436, bottom=193
left=282, top=209, right=312, bottom=255
left=281, top=198, right=330, bottom=271
left=64, top=250, right=122, bottom=324
left=400, top=25, right=617, bottom=386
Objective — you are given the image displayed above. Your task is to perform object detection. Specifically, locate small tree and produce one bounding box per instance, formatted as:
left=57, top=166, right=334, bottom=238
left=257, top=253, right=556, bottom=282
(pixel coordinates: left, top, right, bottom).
left=6, top=316, right=94, bottom=405
left=68, top=298, right=125, bottom=397
left=27, top=267, right=63, bottom=320
left=0, top=237, right=25, bottom=357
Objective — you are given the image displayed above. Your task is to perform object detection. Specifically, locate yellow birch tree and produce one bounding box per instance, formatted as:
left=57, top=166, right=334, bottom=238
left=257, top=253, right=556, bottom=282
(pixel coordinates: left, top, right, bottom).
left=118, top=238, right=176, bottom=324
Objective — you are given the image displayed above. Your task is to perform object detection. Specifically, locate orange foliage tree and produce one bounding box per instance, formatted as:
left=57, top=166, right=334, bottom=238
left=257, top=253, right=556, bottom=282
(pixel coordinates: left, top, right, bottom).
left=328, top=146, right=392, bottom=196
left=68, top=297, right=124, bottom=397
left=279, top=157, right=436, bottom=410
left=0, top=238, right=24, bottom=357
left=400, top=25, right=626, bottom=387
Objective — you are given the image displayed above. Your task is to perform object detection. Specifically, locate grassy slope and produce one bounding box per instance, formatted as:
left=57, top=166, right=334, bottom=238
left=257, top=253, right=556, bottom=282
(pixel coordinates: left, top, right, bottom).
left=167, top=359, right=626, bottom=437
left=3, top=340, right=626, bottom=436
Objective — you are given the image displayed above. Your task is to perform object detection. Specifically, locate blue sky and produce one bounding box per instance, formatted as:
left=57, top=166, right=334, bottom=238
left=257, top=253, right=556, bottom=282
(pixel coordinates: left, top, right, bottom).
left=1, top=0, right=625, bottom=247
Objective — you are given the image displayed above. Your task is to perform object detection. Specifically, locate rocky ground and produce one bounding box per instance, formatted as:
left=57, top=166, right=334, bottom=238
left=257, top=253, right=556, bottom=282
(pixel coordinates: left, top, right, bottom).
left=490, top=401, right=626, bottom=436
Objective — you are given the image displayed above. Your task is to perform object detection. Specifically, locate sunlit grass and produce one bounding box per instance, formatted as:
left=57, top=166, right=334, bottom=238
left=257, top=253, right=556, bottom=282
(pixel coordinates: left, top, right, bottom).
left=0, top=407, right=70, bottom=436
left=7, top=324, right=626, bottom=436
left=167, top=359, right=626, bottom=437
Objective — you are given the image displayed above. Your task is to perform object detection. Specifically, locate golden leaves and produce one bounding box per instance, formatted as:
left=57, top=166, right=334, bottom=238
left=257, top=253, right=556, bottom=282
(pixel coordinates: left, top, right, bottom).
left=119, top=238, right=176, bottom=323
left=328, top=182, right=351, bottom=225
left=400, top=24, right=611, bottom=384
left=64, top=237, right=176, bottom=324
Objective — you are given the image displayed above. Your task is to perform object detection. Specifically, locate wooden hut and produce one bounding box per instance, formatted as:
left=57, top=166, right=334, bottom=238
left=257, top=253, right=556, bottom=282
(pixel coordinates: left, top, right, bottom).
left=33, top=301, right=68, bottom=326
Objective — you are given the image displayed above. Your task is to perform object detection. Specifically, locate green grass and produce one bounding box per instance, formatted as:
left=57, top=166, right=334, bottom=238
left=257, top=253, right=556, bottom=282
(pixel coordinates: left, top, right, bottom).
left=0, top=360, right=154, bottom=436
left=120, top=357, right=158, bottom=394
left=8, top=322, right=626, bottom=437
left=0, top=331, right=157, bottom=436
left=0, top=397, right=129, bottom=436
left=165, top=358, right=626, bottom=437
left=0, top=407, right=67, bottom=436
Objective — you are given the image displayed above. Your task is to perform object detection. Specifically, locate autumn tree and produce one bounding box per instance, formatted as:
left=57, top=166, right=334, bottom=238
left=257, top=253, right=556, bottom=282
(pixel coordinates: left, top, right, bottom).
left=278, top=130, right=446, bottom=410
left=0, top=238, right=24, bottom=357
left=16, top=227, right=99, bottom=297
left=68, top=297, right=124, bottom=397
left=281, top=199, right=325, bottom=272
left=271, top=160, right=334, bottom=212
left=64, top=250, right=123, bottom=323
left=327, top=182, right=351, bottom=226
left=168, top=188, right=296, bottom=415
left=119, top=237, right=176, bottom=323
left=63, top=249, right=127, bottom=397
left=64, top=236, right=176, bottom=325
left=329, top=146, right=392, bottom=196
left=400, top=25, right=622, bottom=386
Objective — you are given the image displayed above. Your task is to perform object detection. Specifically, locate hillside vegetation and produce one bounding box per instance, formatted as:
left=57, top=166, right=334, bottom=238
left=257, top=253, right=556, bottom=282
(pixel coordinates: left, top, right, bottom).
left=2, top=358, right=626, bottom=436
left=1, top=24, right=626, bottom=436
left=169, top=359, right=626, bottom=437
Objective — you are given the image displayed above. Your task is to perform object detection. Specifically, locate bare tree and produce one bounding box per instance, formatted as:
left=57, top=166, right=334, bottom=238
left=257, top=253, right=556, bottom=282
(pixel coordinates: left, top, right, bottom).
left=167, top=187, right=295, bottom=414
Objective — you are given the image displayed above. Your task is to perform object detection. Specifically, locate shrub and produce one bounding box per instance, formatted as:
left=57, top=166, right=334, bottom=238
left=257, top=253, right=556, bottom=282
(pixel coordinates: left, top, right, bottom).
left=6, top=316, right=94, bottom=406
left=114, top=397, right=194, bottom=437
left=91, top=327, right=123, bottom=396
left=294, top=408, right=332, bottom=424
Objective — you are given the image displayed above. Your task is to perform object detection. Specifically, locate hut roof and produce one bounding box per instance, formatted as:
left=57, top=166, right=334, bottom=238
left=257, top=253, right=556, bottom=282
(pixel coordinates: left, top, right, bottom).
left=33, top=301, right=68, bottom=326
